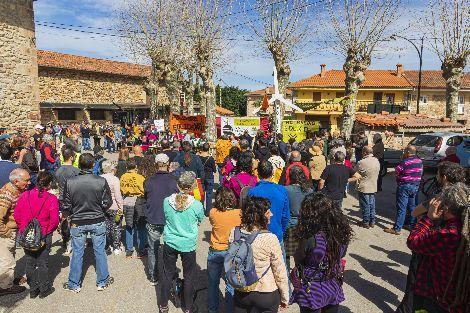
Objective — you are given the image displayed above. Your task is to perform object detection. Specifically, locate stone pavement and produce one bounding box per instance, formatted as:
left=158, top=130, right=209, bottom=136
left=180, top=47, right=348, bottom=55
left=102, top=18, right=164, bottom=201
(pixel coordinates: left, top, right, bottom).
left=0, top=154, right=416, bottom=313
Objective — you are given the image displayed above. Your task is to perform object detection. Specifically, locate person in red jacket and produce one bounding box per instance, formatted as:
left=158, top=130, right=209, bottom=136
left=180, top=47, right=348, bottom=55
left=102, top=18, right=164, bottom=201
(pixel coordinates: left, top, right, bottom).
left=14, top=171, right=59, bottom=299
left=285, top=151, right=310, bottom=186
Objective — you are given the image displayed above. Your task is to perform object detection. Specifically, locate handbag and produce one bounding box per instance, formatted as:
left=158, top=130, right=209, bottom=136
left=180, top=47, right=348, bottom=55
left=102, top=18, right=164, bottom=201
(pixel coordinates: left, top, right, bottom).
left=19, top=192, right=49, bottom=251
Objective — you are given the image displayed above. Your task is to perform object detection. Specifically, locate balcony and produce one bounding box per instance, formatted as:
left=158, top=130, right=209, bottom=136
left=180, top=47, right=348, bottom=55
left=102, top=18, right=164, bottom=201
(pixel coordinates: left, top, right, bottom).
left=295, top=99, right=408, bottom=114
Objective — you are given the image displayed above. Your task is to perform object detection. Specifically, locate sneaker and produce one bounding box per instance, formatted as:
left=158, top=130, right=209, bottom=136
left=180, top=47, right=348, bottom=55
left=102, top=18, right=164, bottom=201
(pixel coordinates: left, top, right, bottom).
left=383, top=228, right=401, bottom=235
left=358, top=221, right=370, bottom=229
left=97, top=277, right=114, bottom=291
left=30, top=288, right=40, bottom=299
left=0, top=285, right=27, bottom=296
left=369, top=222, right=375, bottom=228
left=39, top=287, right=55, bottom=299
left=149, top=280, right=158, bottom=286
left=13, top=276, right=27, bottom=285
left=125, top=251, right=133, bottom=258
left=62, top=283, right=81, bottom=293
left=159, top=306, right=169, bottom=313
left=114, top=248, right=122, bottom=256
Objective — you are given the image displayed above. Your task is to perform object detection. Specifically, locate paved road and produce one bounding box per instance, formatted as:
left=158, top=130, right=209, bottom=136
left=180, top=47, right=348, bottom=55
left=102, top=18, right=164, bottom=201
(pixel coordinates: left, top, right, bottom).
left=0, top=153, right=416, bottom=313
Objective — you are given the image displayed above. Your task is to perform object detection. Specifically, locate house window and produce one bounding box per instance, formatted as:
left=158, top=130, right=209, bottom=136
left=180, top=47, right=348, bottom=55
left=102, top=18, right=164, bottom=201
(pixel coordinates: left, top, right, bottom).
left=385, top=93, right=395, bottom=104
left=336, top=92, right=345, bottom=98
left=312, top=92, right=321, bottom=102
left=458, top=95, right=464, bottom=114
left=90, top=110, right=106, bottom=120
left=419, top=95, right=428, bottom=105
left=57, top=110, right=76, bottom=121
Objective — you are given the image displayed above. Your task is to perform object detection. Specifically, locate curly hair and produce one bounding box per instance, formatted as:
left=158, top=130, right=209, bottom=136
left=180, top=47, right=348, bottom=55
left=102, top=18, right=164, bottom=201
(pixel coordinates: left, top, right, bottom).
left=437, top=161, right=466, bottom=185
left=296, top=193, right=353, bottom=278
left=214, top=187, right=237, bottom=212
left=241, top=196, right=271, bottom=232
left=288, top=165, right=311, bottom=193
left=137, top=155, right=158, bottom=178
left=236, top=151, right=253, bottom=174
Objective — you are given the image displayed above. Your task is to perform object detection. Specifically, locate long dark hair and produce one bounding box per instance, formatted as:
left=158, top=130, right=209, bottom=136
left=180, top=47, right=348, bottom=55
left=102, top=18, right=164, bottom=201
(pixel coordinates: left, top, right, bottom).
left=289, top=165, right=311, bottom=192
left=236, top=152, right=253, bottom=174
left=182, top=141, right=192, bottom=168
left=138, top=155, right=158, bottom=178
left=214, top=187, right=237, bottom=212
left=241, top=197, right=271, bottom=232
left=296, top=193, right=353, bottom=278
left=37, top=171, right=53, bottom=194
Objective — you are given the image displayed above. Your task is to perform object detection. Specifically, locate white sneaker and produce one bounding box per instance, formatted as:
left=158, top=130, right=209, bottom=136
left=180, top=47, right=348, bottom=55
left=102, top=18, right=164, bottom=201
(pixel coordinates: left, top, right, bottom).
left=65, top=244, right=73, bottom=255
left=113, top=248, right=122, bottom=255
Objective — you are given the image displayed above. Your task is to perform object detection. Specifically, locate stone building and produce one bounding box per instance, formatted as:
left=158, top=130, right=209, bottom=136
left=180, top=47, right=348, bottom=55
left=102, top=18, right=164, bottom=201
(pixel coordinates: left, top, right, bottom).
left=0, top=0, right=41, bottom=131
left=38, top=50, right=153, bottom=124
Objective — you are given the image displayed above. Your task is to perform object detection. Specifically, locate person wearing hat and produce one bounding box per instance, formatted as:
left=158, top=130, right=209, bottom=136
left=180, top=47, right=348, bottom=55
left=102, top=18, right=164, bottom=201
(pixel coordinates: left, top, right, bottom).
left=308, top=145, right=327, bottom=191
left=143, top=153, right=179, bottom=286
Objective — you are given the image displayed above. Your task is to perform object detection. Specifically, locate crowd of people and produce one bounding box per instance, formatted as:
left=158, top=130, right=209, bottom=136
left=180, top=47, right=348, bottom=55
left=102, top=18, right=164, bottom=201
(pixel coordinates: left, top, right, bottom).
left=0, top=121, right=469, bottom=313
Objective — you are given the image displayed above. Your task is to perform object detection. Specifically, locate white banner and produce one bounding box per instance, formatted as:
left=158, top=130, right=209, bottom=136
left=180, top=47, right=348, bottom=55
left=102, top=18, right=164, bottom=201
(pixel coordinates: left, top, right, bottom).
left=220, top=117, right=260, bottom=137
left=153, top=119, right=165, bottom=132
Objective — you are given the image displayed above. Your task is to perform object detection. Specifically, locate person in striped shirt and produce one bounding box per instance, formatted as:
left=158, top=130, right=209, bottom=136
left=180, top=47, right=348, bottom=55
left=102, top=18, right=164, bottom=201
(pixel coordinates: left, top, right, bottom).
left=384, top=145, right=423, bottom=235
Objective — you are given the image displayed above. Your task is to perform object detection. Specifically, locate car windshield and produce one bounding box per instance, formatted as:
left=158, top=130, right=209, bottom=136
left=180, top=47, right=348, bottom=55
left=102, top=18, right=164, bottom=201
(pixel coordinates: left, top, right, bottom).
left=410, top=135, right=440, bottom=147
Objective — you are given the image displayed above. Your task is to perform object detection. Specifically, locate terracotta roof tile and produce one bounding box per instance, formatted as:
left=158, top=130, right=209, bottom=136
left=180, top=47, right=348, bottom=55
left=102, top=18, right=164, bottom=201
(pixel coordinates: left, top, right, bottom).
left=403, top=71, right=470, bottom=89
left=356, top=113, right=465, bottom=129
left=290, top=70, right=412, bottom=88
left=216, top=106, right=234, bottom=116
left=245, top=86, right=292, bottom=96
left=37, top=50, right=151, bottom=78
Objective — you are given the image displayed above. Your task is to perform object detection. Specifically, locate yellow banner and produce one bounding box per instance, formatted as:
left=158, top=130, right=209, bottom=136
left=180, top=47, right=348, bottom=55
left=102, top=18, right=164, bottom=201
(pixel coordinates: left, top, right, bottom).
left=282, top=120, right=319, bottom=142
left=234, top=118, right=260, bottom=127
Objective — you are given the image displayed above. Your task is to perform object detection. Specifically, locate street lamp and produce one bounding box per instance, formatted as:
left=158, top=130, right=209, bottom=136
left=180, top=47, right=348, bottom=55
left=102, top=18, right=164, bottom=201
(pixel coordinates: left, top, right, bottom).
left=390, top=34, right=425, bottom=114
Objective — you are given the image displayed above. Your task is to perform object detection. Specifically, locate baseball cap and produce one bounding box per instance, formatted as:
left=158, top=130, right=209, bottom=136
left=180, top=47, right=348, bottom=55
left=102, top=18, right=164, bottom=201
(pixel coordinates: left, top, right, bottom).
left=155, top=153, right=169, bottom=164
left=34, top=124, right=44, bottom=130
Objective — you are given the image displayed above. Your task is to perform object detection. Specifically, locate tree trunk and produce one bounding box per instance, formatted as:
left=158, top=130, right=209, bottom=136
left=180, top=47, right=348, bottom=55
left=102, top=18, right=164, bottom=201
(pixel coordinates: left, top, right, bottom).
left=341, top=50, right=369, bottom=138
left=145, top=60, right=159, bottom=120
left=271, top=48, right=291, bottom=134
left=442, top=57, right=465, bottom=122
left=199, top=61, right=217, bottom=143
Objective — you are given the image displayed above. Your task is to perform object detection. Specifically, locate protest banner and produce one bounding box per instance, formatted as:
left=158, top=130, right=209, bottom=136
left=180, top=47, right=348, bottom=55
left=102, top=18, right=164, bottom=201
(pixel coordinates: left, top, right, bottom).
left=169, top=114, right=206, bottom=137
left=220, top=117, right=260, bottom=137
left=282, top=120, right=320, bottom=142
left=153, top=119, right=165, bottom=132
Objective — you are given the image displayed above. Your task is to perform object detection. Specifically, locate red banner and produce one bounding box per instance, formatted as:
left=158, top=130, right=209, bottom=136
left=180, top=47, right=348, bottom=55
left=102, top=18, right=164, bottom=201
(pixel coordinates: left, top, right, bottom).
left=169, top=114, right=206, bottom=137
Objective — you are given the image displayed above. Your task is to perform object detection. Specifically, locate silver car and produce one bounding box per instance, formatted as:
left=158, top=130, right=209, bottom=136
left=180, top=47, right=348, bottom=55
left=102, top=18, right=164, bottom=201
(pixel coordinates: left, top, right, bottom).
left=409, top=132, right=469, bottom=167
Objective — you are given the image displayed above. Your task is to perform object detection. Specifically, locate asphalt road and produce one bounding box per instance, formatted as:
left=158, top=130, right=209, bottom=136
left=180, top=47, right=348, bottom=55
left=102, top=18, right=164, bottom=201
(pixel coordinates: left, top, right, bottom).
left=0, top=153, right=415, bottom=313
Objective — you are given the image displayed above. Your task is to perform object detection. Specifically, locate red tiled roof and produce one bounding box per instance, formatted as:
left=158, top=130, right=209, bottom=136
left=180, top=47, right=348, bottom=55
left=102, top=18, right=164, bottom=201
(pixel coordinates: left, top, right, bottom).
left=216, top=106, right=234, bottom=116
left=355, top=113, right=465, bottom=129
left=37, top=50, right=151, bottom=78
left=245, top=86, right=292, bottom=96
left=403, top=71, right=470, bottom=89
left=290, top=70, right=412, bottom=88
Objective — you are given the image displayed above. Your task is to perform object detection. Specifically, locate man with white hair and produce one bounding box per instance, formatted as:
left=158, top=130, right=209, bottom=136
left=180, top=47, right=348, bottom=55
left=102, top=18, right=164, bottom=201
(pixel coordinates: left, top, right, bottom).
left=143, top=154, right=179, bottom=286
left=0, top=168, right=30, bottom=296
left=39, top=134, right=58, bottom=173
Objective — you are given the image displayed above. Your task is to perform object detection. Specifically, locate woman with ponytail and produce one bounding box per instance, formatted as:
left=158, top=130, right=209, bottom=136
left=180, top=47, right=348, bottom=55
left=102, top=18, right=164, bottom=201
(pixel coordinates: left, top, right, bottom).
left=174, top=141, right=205, bottom=180
left=407, top=183, right=470, bottom=313
left=159, top=171, right=205, bottom=313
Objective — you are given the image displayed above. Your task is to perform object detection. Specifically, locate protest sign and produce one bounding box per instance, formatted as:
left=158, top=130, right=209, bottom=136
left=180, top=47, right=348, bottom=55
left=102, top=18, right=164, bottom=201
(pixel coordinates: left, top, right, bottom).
left=153, top=119, right=165, bottom=132
left=169, top=114, right=206, bottom=136
left=282, top=120, right=320, bottom=142
left=220, top=117, right=260, bottom=137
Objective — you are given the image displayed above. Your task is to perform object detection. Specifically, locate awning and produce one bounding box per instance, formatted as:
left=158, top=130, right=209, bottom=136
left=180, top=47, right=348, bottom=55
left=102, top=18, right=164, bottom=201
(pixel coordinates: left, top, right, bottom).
left=40, top=102, right=84, bottom=109
left=86, top=104, right=120, bottom=110
left=116, top=104, right=149, bottom=110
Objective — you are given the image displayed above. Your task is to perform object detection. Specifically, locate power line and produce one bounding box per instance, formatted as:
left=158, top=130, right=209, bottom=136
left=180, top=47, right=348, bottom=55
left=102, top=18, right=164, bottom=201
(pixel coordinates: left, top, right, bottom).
left=222, top=68, right=271, bottom=85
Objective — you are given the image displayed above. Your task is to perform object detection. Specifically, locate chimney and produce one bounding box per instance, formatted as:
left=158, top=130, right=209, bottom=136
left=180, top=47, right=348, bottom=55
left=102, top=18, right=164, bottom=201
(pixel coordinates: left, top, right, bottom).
left=396, top=64, right=404, bottom=76
left=320, top=64, right=326, bottom=77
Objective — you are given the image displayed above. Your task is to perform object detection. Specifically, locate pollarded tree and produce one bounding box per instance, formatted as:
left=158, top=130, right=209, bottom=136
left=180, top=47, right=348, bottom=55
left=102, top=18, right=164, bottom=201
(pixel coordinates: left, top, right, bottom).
left=327, top=0, right=401, bottom=137
left=429, top=0, right=469, bottom=121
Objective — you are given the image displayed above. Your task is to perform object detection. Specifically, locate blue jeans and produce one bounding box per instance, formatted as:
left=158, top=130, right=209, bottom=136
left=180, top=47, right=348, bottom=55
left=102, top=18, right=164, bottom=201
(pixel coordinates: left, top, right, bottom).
left=204, top=178, right=214, bottom=216
left=207, top=249, right=234, bottom=313
left=68, top=221, right=110, bottom=289
left=106, top=139, right=116, bottom=153
left=125, top=222, right=147, bottom=254
left=394, top=184, right=419, bottom=232
left=359, top=193, right=376, bottom=224
left=146, top=223, right=163, bottom=282
left=82, top=137, right=91, bottom=150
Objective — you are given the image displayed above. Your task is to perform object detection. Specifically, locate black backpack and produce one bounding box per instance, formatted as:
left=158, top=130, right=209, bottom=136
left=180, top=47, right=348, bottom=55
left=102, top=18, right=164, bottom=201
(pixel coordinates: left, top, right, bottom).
left=19, top=192, right=49, bottom=251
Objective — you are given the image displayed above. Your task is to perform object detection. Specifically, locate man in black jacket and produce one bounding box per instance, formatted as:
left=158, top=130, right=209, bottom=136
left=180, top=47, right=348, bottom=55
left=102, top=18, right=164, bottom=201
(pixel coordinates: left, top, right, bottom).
left=143, top=153, right=178, bottom=286
left=62, top=153, right=113, bottom=293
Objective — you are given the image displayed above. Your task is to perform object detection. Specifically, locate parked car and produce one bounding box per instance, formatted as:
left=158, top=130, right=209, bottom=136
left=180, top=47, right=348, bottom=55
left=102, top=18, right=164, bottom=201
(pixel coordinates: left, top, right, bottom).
left=409, top=132, right=469, bottom=168
left=456, top=136, right=470, bottom=168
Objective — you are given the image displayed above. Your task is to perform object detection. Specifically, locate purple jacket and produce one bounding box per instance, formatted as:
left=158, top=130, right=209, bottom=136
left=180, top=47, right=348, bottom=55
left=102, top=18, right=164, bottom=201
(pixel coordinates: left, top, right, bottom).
left=395, top=156, right=423, bottom=185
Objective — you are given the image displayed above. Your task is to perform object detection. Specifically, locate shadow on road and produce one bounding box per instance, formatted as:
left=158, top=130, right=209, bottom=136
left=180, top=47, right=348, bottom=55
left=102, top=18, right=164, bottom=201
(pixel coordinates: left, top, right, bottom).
left=369, top=245, right=411, bottom=268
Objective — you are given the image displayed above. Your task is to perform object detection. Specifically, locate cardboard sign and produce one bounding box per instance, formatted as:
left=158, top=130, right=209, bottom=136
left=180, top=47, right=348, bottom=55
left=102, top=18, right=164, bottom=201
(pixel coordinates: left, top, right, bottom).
left=169, top=114, right=206, bottom=136
left=282, top=120, right=320, bottom=142
left=220, top=117, right=260, bottom=137
left=153, top=119, right=165, bottom=132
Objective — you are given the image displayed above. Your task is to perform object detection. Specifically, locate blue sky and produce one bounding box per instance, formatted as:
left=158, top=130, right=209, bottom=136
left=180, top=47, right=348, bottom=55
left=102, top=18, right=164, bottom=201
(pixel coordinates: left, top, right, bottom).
left=33, top=0, right=444, bottom=91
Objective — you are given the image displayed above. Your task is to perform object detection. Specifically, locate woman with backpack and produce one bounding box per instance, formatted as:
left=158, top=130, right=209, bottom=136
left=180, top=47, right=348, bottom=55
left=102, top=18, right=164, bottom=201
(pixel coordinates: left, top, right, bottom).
left=198, top=143, right=217, bottom=215
left=14, top=171, right=60, bottom=298
left=207, top=187, right=241, bottom=313
left=159, top=171, right=205, bottom=313
left=290, top=193, right=353, bottom=313
left=227, top=196, right=289, bottom=313
left=223, top=152, right=258, bottom=203
left=221, top=146, right=240, bottom=181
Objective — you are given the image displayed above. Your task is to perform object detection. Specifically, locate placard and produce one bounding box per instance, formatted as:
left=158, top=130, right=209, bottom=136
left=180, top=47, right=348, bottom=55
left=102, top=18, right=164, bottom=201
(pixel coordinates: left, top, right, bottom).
left=169, top=114, right=206, bottom=136
left=282, top=120, right=320, bottom=142
left=220, top=117, right=260, bottom=137
left=153, top=119, right=165, bottom=132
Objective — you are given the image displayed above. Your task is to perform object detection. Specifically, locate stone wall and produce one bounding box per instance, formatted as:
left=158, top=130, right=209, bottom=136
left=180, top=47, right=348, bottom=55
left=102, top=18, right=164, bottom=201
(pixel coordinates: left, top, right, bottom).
left=0, top=0, right=40, bottom=131
left=39, top=68, right=147, bottom=105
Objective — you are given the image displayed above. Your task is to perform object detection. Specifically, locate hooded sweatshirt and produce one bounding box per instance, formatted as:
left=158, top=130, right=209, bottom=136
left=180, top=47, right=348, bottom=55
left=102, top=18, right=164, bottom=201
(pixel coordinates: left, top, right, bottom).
left=163, top=193, right=205, bottom=252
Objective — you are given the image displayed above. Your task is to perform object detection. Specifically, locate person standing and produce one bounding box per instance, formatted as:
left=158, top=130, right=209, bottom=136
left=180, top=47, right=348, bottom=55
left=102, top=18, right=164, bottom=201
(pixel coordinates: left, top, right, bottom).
left=223, top=152, right=258, bottom=203
left=284, top=151, right=310, bottom=186
left=372, top=133, right=385, bottom=191
left=308, top=145, right=326, bottom=191
left=384, top=146, right=423, bottom=235
left=175, top=141, right=205, bottom=179
left=62, top=153, right=114, bottom=292
left=0, top=143, right=21, bottom=188
left=0, top=169, right=30, bottom=296
left=39, top=135, right=58, bottom=173
left=80, top=123, right=91, bottom=151
left=319, top=151, right=361, bottom=210
left=14, top=171, right=59, bottom=298
left=159, top=172, right=205, bottom=313
left=199, top=143, right=217, bottom=215
left=143, top=154, right=178, bottom=286
left=355, top=146, right=380, bottom=229
left=55, top=148, right=80, bottom=203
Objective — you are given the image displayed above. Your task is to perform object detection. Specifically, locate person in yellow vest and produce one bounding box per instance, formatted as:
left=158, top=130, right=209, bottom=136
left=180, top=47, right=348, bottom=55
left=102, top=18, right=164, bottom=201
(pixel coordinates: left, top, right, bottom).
left=120, top=158, right=147, bottom=258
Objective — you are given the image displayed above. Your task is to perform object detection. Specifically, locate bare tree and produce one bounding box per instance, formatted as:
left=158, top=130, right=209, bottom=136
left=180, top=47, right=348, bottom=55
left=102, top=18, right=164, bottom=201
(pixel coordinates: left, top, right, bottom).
left=118, top=0, right=188, bottom=121
left=185, top=0, right=232, bottom=143
left=327, top=0, right=401, bottom=137
left=429, top=0, right=469, bottom=121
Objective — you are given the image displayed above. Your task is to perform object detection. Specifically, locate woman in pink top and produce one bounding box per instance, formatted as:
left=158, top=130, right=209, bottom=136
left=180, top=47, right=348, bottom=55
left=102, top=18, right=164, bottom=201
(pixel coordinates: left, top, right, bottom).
left=14, top=171, right=59, bottom=298
left=223, top=152, right=258, bottom=201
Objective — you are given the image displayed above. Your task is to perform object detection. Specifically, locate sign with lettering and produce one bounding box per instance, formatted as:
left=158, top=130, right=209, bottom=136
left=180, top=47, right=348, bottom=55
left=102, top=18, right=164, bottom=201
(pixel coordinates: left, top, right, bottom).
left=220, top=117, right=260, bottom=137
left=169, top=114, right=206, bottom=136
left=282, top=120, right=320, bottom=142
left=153, top=119, right=165, bottom=132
